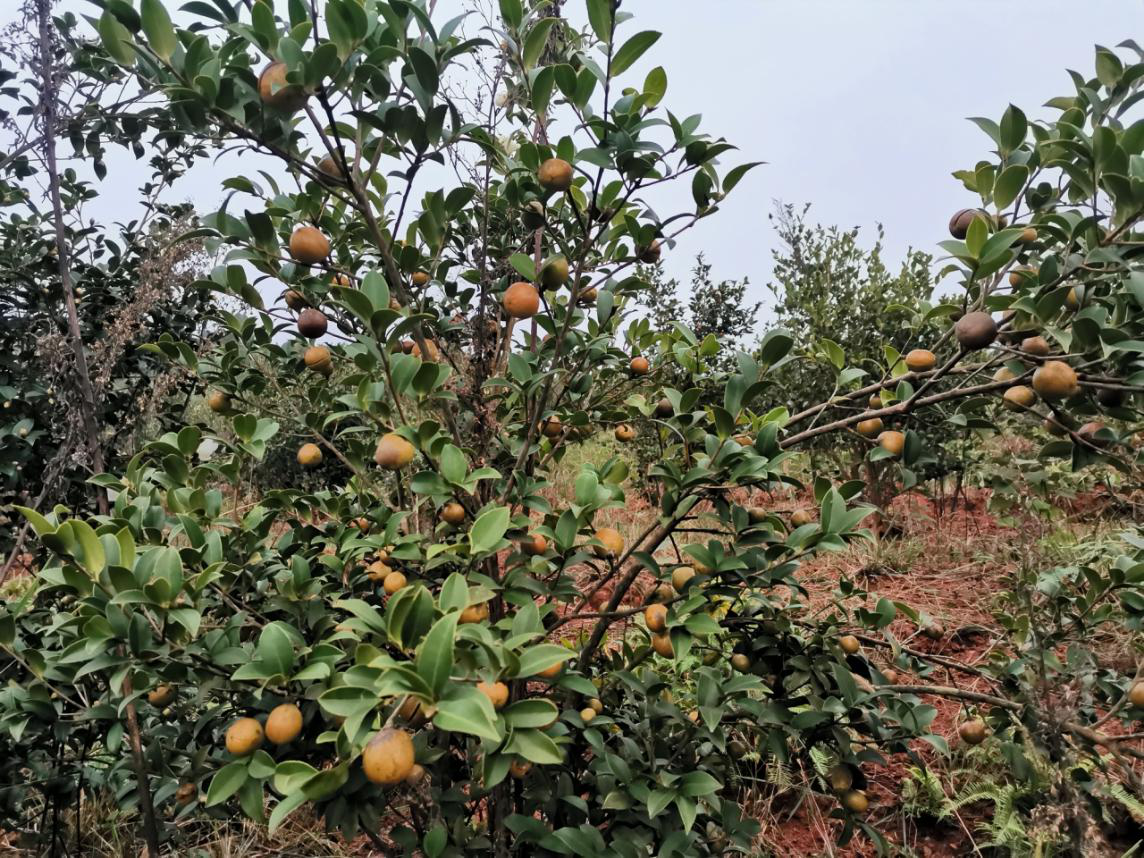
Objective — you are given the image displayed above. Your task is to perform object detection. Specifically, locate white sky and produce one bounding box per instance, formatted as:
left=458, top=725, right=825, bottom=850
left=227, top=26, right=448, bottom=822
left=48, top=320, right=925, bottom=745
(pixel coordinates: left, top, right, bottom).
left=12, top=1, right=1143, bottom=321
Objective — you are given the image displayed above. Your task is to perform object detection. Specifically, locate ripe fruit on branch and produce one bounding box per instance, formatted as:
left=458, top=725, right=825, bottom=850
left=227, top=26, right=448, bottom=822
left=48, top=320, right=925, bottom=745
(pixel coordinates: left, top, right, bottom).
left=289, top=226, right=330, bottom=264
left=284, top=289, right=307, bottom=310
left=839, top=635, right=861, bottom=654
left=1077, top=421, right=1109, bottom=447
left=538, top=157, right=573, bottom=191
left=304, top=345, right=332, bottom=374
left=207, top=391, right=230, bottom=413
left=1002, top=386, right=1036, bottom=410
left=147, top=684, right=174, bottom=706
left=297, top=443, right=323, bottom=467
left=1009, top=266, right=1037, bottom=287
left=540, top=416, right=563, bottom=437
left=503, top=282, right=540, bottom=318
left=671, top=566, right=696, bottom=593
left=411, top=339, right=439, bottom=362
left=651, top=632, right=674, bottom=658
left=629, top=355, right=649, bottom=375
left=638, top=239, right=662, bottom=264
left=1020, top=336, right=1050, bottom=357
left=954, top=311, right=997, bottom=350
left=175, top=783, right=196, bottom=805
left=948, top=207, right=985, bottom=239
left=374, top=433, right=415, bottom=470
left=904, top=348, right=936, bottom=372
left=580, top=707, right=597, bottom=723
left=1032, top=360, right=1078, bottom=400
left=538, top=661, right=562, bottom=680
left=460, top=602, right=490, bottom=624
left=614, top=424, right=635, bottom=442
left=521, top=533, right=548, bottom=556
left=993, top=367, right=1017, bottom=382
left=644, top=603, right=668, bottom=633
left=265, top=703, right=303, bottom=745
left=730, top=653, right=751, bottom=672
left=655, top=397, right=673, bottom=417
left=828, top=764, right=853, bottom=793
left=593, top=527, right=624, bottom=558
left=1043, top=415, right=1070, bottom=436
left=856, top=418, right=883, bottom=438
left=441, top=502, right=466, bottom=525
left=317, top=155, right=345, bottom=181
left=477, top=681, right=509, bottom=710
left=1129, top=681, right=1144, bottom=707
left=540, top=256, right=569, bottom=289
left=225, top=717, right=264, bottom=756
left=878, top=430, right=905, bottom=456
left=297, top=308, right=328, bottom=338
left=1019, top=226, right=1038, bottom=243
left=411, top=271, right=430, bottom=287
left=841, top=790, right=868, bottom=813
left=382, top=571, right=407, bottom=595
left=258, top=61, right=308, bottom=113
left=958, top=718, right=987, bottom=745
left=362, top=728, right=415, bottom=785
left=790, top=509, right=814, bottom=527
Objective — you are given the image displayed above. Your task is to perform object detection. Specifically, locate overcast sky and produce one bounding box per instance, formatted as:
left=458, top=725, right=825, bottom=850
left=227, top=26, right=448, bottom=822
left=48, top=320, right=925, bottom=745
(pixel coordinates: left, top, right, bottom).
left=15, top=1, right=1142, bottom=322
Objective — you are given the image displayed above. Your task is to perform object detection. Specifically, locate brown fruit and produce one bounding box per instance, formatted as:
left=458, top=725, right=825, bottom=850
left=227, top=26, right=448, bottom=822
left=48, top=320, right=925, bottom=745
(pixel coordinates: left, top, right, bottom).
left=923, top=621, right=945, bottom=640
left=655, top=397, right=674, bottom=418
left=730, top=653, right=751, bottom=672
left=593, top=527, right=624, bottom=558
left=374, top=433, right=415, bottom=470
left=856, top=418, right=883, bottom=438
left=317, top=155, right=344, bottom=181
left=651, top=632, right=674, bottom=658
left=1002, top=385, right=1036, bottom=410
left=653, top=583, right=675, bottom=603
left=954, top=311, right=997, bottom=350
left=790, top=508, right=815, bottom=527
left=993, top=366, right=1017, bottom=382
left=748, top=506, right=768, bottom=524
left=355, top=517, right=370, bottom=533
left=1009, top=266, right=1036, bottom=287
left=1019, top=226, right=1038, bottom=243
left=588, top=698, right=604, bottom=714
left=362, top=728, right=415, bottom=785
left=638, top=240, right=662, bottom=264
left=579, top=707, right=597, bottom=723
left=503, top=282, right=540, bottom=318
left=289, top=226, right=330, bottom=265
left=175, top=783, right=197, bottom=805
left=460, top=602, right=490, bottom=624
left=148, top=684, right=175, bottom=707
left=304, top=345, right=333, bottom=374
left=476, top=680, right=509, bottom=710
left=538, top=157, right=573, bottom=191
left=297, top=443, right=323, bottom=467
left=958, top=718, right=987, bottom=745
left=948, top=208, right=982, bottom=239
left=828, top=764, right=853, bottom=793
left=206, top=391, right=230, bottom=414
left=839, top=635, right=861, bottom=655
left=404, top=763, right=427, bottom=786
left=411, top=339, right=440, bottom=362
left=521, top=533, right=548, bottom=556
left=905, top=349, right=936, bottom=372
left=868, top=394, right=883, bottom=408
left=258, top=61, right=307, bottom=113
left=614, top=423, right=636, bottom=442
left=644, top=603, right=668, bottom=633
left=510, top=759, right=533, bottom=778
left=878, top=430, right=905, bottom=456
left=671, top=566, right=696, bottom=593
left=1032, top=360, right=1078, bottom=400
left=540, top=415, right=563, bottom=437
left=1077, top=421, right=1109, bottom=447
left=1020, top=336, right=1050, bottom=357
left=383, top=571, right=407, bottom=595
left=540, top=256, right=569, bottom=289
left=441, top=502, right=466, bottom=526
left=225, top=717, right=264, bottom=756
left=265, top=703, right=303, bottom=745
left=284, top=289, right=307, bottom=310
left=629, top=356, right=650, bottom=375
left=297, top=307, right=328, bottom=338
left=841, top=790, right=868, bottom=813
left=1129, top=681, right=1144, bottom=708
left=411, top=271, right=430, bottom=287
left=881, top=668, right=899, bottom=686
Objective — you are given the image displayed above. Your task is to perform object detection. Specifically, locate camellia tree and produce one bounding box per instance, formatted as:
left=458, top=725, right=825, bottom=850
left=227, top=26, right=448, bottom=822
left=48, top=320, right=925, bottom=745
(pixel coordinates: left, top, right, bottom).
left=3, top=2, right=1144, bottom=856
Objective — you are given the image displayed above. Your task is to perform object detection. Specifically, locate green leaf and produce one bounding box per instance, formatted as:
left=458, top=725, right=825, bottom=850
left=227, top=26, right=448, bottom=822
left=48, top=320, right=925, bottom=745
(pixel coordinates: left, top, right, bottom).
left=439, top=444, right=467, bottom=484
left=498, top=0, right=523, bottom=28
left=509, top=252, right=536, bottom=281
left=610, top=30, right=660, bottom=77
left=585, top=0, right=612, bottom=44
left=140, top=0, right=177, bottom=60
left=724, top=161, right=763, bottom=194
left=993, top=164, right=1029, bottom=209
left=206, top=761, right=248, bottom=806
left=999, top=104, right=1027, bottom=152
left=679, top=770, right=721, bottom=797
left=433, top=684, right=502, bottom=742
left=98, top=11, right=136, bottom=64
left=511, top=643, right=572, bottom=678
left=469, top=505, right=510, bottom=555
left=522, top=17, right=558, bottom=70
left=415, top=611, right=459, bottom=699
left=643, top=66, right=666, bottom=107
left=15, top=506, right=54, bottom=537
left=70, top=520, right=106, bottom=576
left=267, top=791, right=307, bottom=835
left=503, top=728, right=564, bottom=764
left=502, top=698, right=558, bottom=728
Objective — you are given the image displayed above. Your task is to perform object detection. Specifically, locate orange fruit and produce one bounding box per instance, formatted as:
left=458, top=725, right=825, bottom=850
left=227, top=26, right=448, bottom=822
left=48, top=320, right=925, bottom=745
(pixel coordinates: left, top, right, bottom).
left=297, top=443, right=323, bottom=467
left=521, top=533, right=548, bottom=556
left=362, top=728, right=415, bottom=785
left=644, top=603, right=668, bottom=633
left=289, top=226, right=330, bottom=265
left=878, top=430, right=905, bottom=456
left=503, top=281, right=540, bottom=318
left=374, top=433, right=415, bottom=470
left=441, top=502, right=466, bottom=525
left=538, top=157, right=573, bottom=191
left=382, top=571, right=407, bottom=595
left=265, top=703, right=303, bottom=745
left=629, top=356, right=650, bottom=375
left=258, top=61, right=307, bottom=112
left=904, top=349, right=936, bottom=372
left=225, top=717, right=264, bottom=756
left=593, top=527, right=624, bottom=559
left=476, top=680, right=509, bottom=710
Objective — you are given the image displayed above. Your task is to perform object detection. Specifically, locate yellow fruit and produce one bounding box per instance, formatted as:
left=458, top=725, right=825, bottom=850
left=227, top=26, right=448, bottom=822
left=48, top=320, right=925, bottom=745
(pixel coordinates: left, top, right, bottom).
left=578, top=287, right=598, bottom=304
left=383, top=571, right=407, bottom=595
left=839, top=635, right=861, bottom=654
left=958, top=718, right=987, bottom=745
left=878, top=430, right=905, bottom=456
left=868, top=394, right=882, bottom=408
left=460, top=602, right=490, bottom=624
left=1020, top=336, right=1050, bottom=357
left=1009, top=266, right=1037, bottom=287
left=904, top=349, right=936, bottom=372
left=593, top=527, right=624, bottom=559
left=374, top=433, right=415, bottom=470
left=629, top=356, right=649, bottom=375
left=856, top=417, right=883, bottom=438
left=671, top=566, right=696, bottom=593
left=841, top=790, right=868, bottom=813
left=790, top=509, right=814, bottom=527
left=644, top=603, right=668, bottom=633
left=540, top=415, right=563, bottom=437
left=297, top=443, right=323, bottom=467
left=579, top=707, right=597, bottom=724
left=521, top=533, right=548, bottom=556
left=538, top=157, right=573, bottom=191
left=411, top=339, right=440, bottom=362
left=540, top=256, right=569, bottom=289
left=411, top=271, right=430, bottom=287
left=537, top=661, right=562, bottom=680
left=614, top=424, right=636, bottom=442
left=297, top=307, right=328, bottom=338
left=651, top=632, right=674, bottom=658
left=1002, top=385, right=1036, bottom=410
left=206, top=391, right=230, bottom=413
left=304, top=345, right=332, bottom=374
left=730, top=653, right=751, bottom=672
left=362, top=728, right=415, bottom=785
left=588, top=698, right=603, bottom=714
left=225, top=717, right=264, bottom=756
left=476, top=681, right=509, bottom=710
left=1032, top=360, right=1078, bottom=400
left=747, top=506, right=767, bottom=523
left=258, top=61, right=307, bottom=113
left=1129, top=681, right=1144, bottom=708
left=828, top=764, right=853, bottom=793
left=265, top=703, right=303, bottom=745
left=289, top=226, right=330, bottom=265
left=147, top=684, right=175, bottom=707
left=503, top=281, right=540, bottom=318
left=1065, top=287, right=1080, bottom=311
left=441, top=502, right=466, bottom=525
